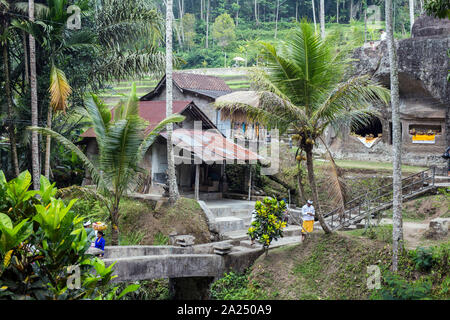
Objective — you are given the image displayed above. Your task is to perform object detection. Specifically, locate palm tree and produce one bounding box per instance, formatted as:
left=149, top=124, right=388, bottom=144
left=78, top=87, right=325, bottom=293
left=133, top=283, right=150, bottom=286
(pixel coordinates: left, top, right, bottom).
left=409, top=0, right=415, bottom=33
left=215, top=21, right=390, bottom=233
left=165, top=0, right=180, bottom=204
left=1, top=1, right=20, bottom=177
left=386, top=0, right=403, bottom=272
left=320, top=0, right=325, bottom=39
left=28, top=0, right=40, bottom=190
left=29, top=85, right=185, bottom=245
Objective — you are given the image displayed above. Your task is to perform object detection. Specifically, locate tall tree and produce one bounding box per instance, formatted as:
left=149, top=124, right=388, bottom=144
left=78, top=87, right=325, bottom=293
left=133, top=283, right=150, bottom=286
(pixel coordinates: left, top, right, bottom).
left=28, top=0, right=40, bottom=190
left=337, top=0, right=340, bottom=23
left=1, top=5, right=20, bottom=177
left=205, top=0, right=210, bottom=48
left=312, top=0, right=317, bottom=33
left=274, top=0, right=280, bottom=38
left=386, top=0, right=403, bottom=272
left=216, top=22, right=390, bottom=234
left=166, top=0, right=179, bottom=204
left=409, top=0, right=415, bottom=33
left=320, top=0, right=325, bottom=39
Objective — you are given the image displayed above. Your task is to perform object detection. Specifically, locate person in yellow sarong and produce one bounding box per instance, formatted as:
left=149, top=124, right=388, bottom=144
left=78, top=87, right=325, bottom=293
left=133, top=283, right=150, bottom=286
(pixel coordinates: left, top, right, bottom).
left=301, top=200, right=315, bottom=241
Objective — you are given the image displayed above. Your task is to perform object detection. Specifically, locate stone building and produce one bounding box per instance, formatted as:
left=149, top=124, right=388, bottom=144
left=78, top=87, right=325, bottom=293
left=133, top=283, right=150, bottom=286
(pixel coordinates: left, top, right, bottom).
left=326, top=15, right=450, bottom=171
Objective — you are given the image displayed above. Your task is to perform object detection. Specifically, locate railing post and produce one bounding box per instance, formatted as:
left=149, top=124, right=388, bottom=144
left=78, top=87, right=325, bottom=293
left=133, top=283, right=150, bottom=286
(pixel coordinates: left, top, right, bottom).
left=431, top=166, right=435, bottom=186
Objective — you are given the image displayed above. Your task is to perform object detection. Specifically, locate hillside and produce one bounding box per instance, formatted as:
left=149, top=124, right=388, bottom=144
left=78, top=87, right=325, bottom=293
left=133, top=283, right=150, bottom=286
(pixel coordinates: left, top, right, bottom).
left=211, top=232, right=450, bottom=300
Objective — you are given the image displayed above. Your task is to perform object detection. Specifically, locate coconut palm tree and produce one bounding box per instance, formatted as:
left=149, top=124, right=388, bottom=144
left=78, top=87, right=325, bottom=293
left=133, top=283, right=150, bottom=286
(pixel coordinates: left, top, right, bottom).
left=28, top=0, right=40, bottom=190
left=215, top=21, right=390, bottom=233
left=29, top=84, right=185, bottom=245
left=386, top=0, right=403, bottom=272
left=165, top=0, right=180, bottom=204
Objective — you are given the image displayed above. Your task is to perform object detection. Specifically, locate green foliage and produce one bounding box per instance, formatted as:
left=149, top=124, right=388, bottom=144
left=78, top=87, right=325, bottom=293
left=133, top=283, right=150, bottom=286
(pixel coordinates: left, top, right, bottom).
left=370, top=271, right=432, bottom=300
left=409, top=247, right=435, bottom=271
left=119, top=230, right=145, bottom=246
left=210, top=271, right=266, bottom=300
left=424, top=0, right=450, bottom=19
left=153, top=232, right=169, bottom=246
left=212, top=13, right=236, bottom=48
left=247, top=197, right=287, bottom=249
left=0, top=171, right=138, bottom=300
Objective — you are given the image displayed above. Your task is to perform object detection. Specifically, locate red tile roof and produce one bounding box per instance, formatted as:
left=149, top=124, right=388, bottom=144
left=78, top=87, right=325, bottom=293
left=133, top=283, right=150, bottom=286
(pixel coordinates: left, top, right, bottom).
left=80, top=101, right=192, bottom=138
left=172, top=73, right=232, bottom=92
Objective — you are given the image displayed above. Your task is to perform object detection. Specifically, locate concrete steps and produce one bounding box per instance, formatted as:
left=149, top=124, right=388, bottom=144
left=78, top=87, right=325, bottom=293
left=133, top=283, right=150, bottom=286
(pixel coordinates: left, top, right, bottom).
left=222, top=225, right=303, bottom=242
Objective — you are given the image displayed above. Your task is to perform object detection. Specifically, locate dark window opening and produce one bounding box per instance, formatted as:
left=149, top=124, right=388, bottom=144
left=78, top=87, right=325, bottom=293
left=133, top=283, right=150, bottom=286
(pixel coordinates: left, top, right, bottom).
left=351, top=116, right=383, bottom=138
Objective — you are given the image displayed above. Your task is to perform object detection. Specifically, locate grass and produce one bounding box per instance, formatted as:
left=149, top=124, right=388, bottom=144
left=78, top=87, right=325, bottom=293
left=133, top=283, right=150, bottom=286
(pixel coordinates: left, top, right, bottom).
left=345, top=224, right=393, bottom=244
left=314, top=158, right=427, bottom=174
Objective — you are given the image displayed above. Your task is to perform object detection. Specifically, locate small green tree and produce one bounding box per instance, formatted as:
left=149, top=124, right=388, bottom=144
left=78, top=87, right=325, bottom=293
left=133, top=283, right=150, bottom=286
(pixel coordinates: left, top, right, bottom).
left=212, top=13, right=236, bottom=48
left=247, top=197, right=287, bottom=255
left=182, top=13, right=196, bottom=50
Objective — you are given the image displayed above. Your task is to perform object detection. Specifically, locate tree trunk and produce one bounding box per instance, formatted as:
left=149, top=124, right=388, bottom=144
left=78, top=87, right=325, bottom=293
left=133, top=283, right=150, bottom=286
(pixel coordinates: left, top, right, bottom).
left=254, top=0, right=259, bottom=24
left=295, top=0, right=298, bottom=21
left=386, top=0, right=403, bottom=272
left=274, top=0, right=280, bottom=38
left=312, top=0, right=317, bottom=33
left=23, top=31, right=29, bottom=85
left=297, top=164, right=306, bottom=205
left=409, top=0, right=415, bottom=33
left=44, top=107, right=52, bottom=179
left=166, top=0, right=180, bottom=204
left=29, top=0, right=40, bottom=190
left=337, top=0, right=339, bottom=23
left=205, top=0, right=209, bottom=48
left=320, top=0, right=325, bottom=39
left=350, top=0, right=354, bottom=20
left=111, top=207, right=119, bottom=245
left=364, top=4, right=367, bottom=43
left=236, top=0, right=239, bottom=27
left=2, top=36, right=20, bottom=177
left=305, top=148, right=332, bottom=233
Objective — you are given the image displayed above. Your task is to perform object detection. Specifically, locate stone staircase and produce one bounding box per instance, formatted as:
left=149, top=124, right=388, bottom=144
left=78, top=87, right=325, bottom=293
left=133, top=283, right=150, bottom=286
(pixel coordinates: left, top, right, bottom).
left=321, top=167, right=442, bottom=231
left=204, top=199, right=303, bottom=243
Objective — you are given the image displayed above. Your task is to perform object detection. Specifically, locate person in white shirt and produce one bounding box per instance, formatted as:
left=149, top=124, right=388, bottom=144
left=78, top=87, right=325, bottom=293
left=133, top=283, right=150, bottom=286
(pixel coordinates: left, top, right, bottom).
left=379, top=29, right=387, bottom=41
left=301, top=200, right=315, bottom=241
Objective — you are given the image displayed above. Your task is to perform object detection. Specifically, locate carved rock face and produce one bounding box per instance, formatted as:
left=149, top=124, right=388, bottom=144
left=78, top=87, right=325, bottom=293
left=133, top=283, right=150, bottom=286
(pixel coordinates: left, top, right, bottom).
left=412, top=14, right=450, bottom=38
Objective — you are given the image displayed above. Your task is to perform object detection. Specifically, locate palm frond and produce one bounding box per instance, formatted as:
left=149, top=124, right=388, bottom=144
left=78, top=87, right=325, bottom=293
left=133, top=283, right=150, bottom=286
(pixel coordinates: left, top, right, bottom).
left=215, top=90, right=309, bottom=132
left=319, top=137, right=347, bottom=215
left=136, top=114, right=185, bottom=164
left=49, top=65, right=72, bottom=112
left=312, top=75, right=390, bottom=125
left=14, top=2, right=50, bottom=18
left=27, top=126, right=107, bottom=193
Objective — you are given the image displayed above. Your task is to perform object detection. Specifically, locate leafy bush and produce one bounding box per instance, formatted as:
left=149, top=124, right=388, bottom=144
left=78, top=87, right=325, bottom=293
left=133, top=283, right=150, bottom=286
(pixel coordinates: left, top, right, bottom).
left=153, top=232, right=169, bottom=246
left=0, top=171, right=138, bottom=300
left=210, top=271, right=265, bottom=300
left=370, top=271, right=432, bottom=300
left=247, top=197, right=287, bottom=251
left=409, top=247, right=435, bottom=271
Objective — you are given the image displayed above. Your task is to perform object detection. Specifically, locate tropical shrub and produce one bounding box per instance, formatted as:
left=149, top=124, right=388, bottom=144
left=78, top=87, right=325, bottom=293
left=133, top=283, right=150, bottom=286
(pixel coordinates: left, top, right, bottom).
left=0, top=171, right=137, bottom=300
left=247, top=197, right=287, bottom=252
left=210, top=271, right=266, bottom=300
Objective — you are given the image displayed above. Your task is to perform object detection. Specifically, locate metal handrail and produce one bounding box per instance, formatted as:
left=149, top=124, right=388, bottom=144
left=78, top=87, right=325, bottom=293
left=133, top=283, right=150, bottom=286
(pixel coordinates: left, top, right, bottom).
left=323, top=167, right=436, bottom=230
